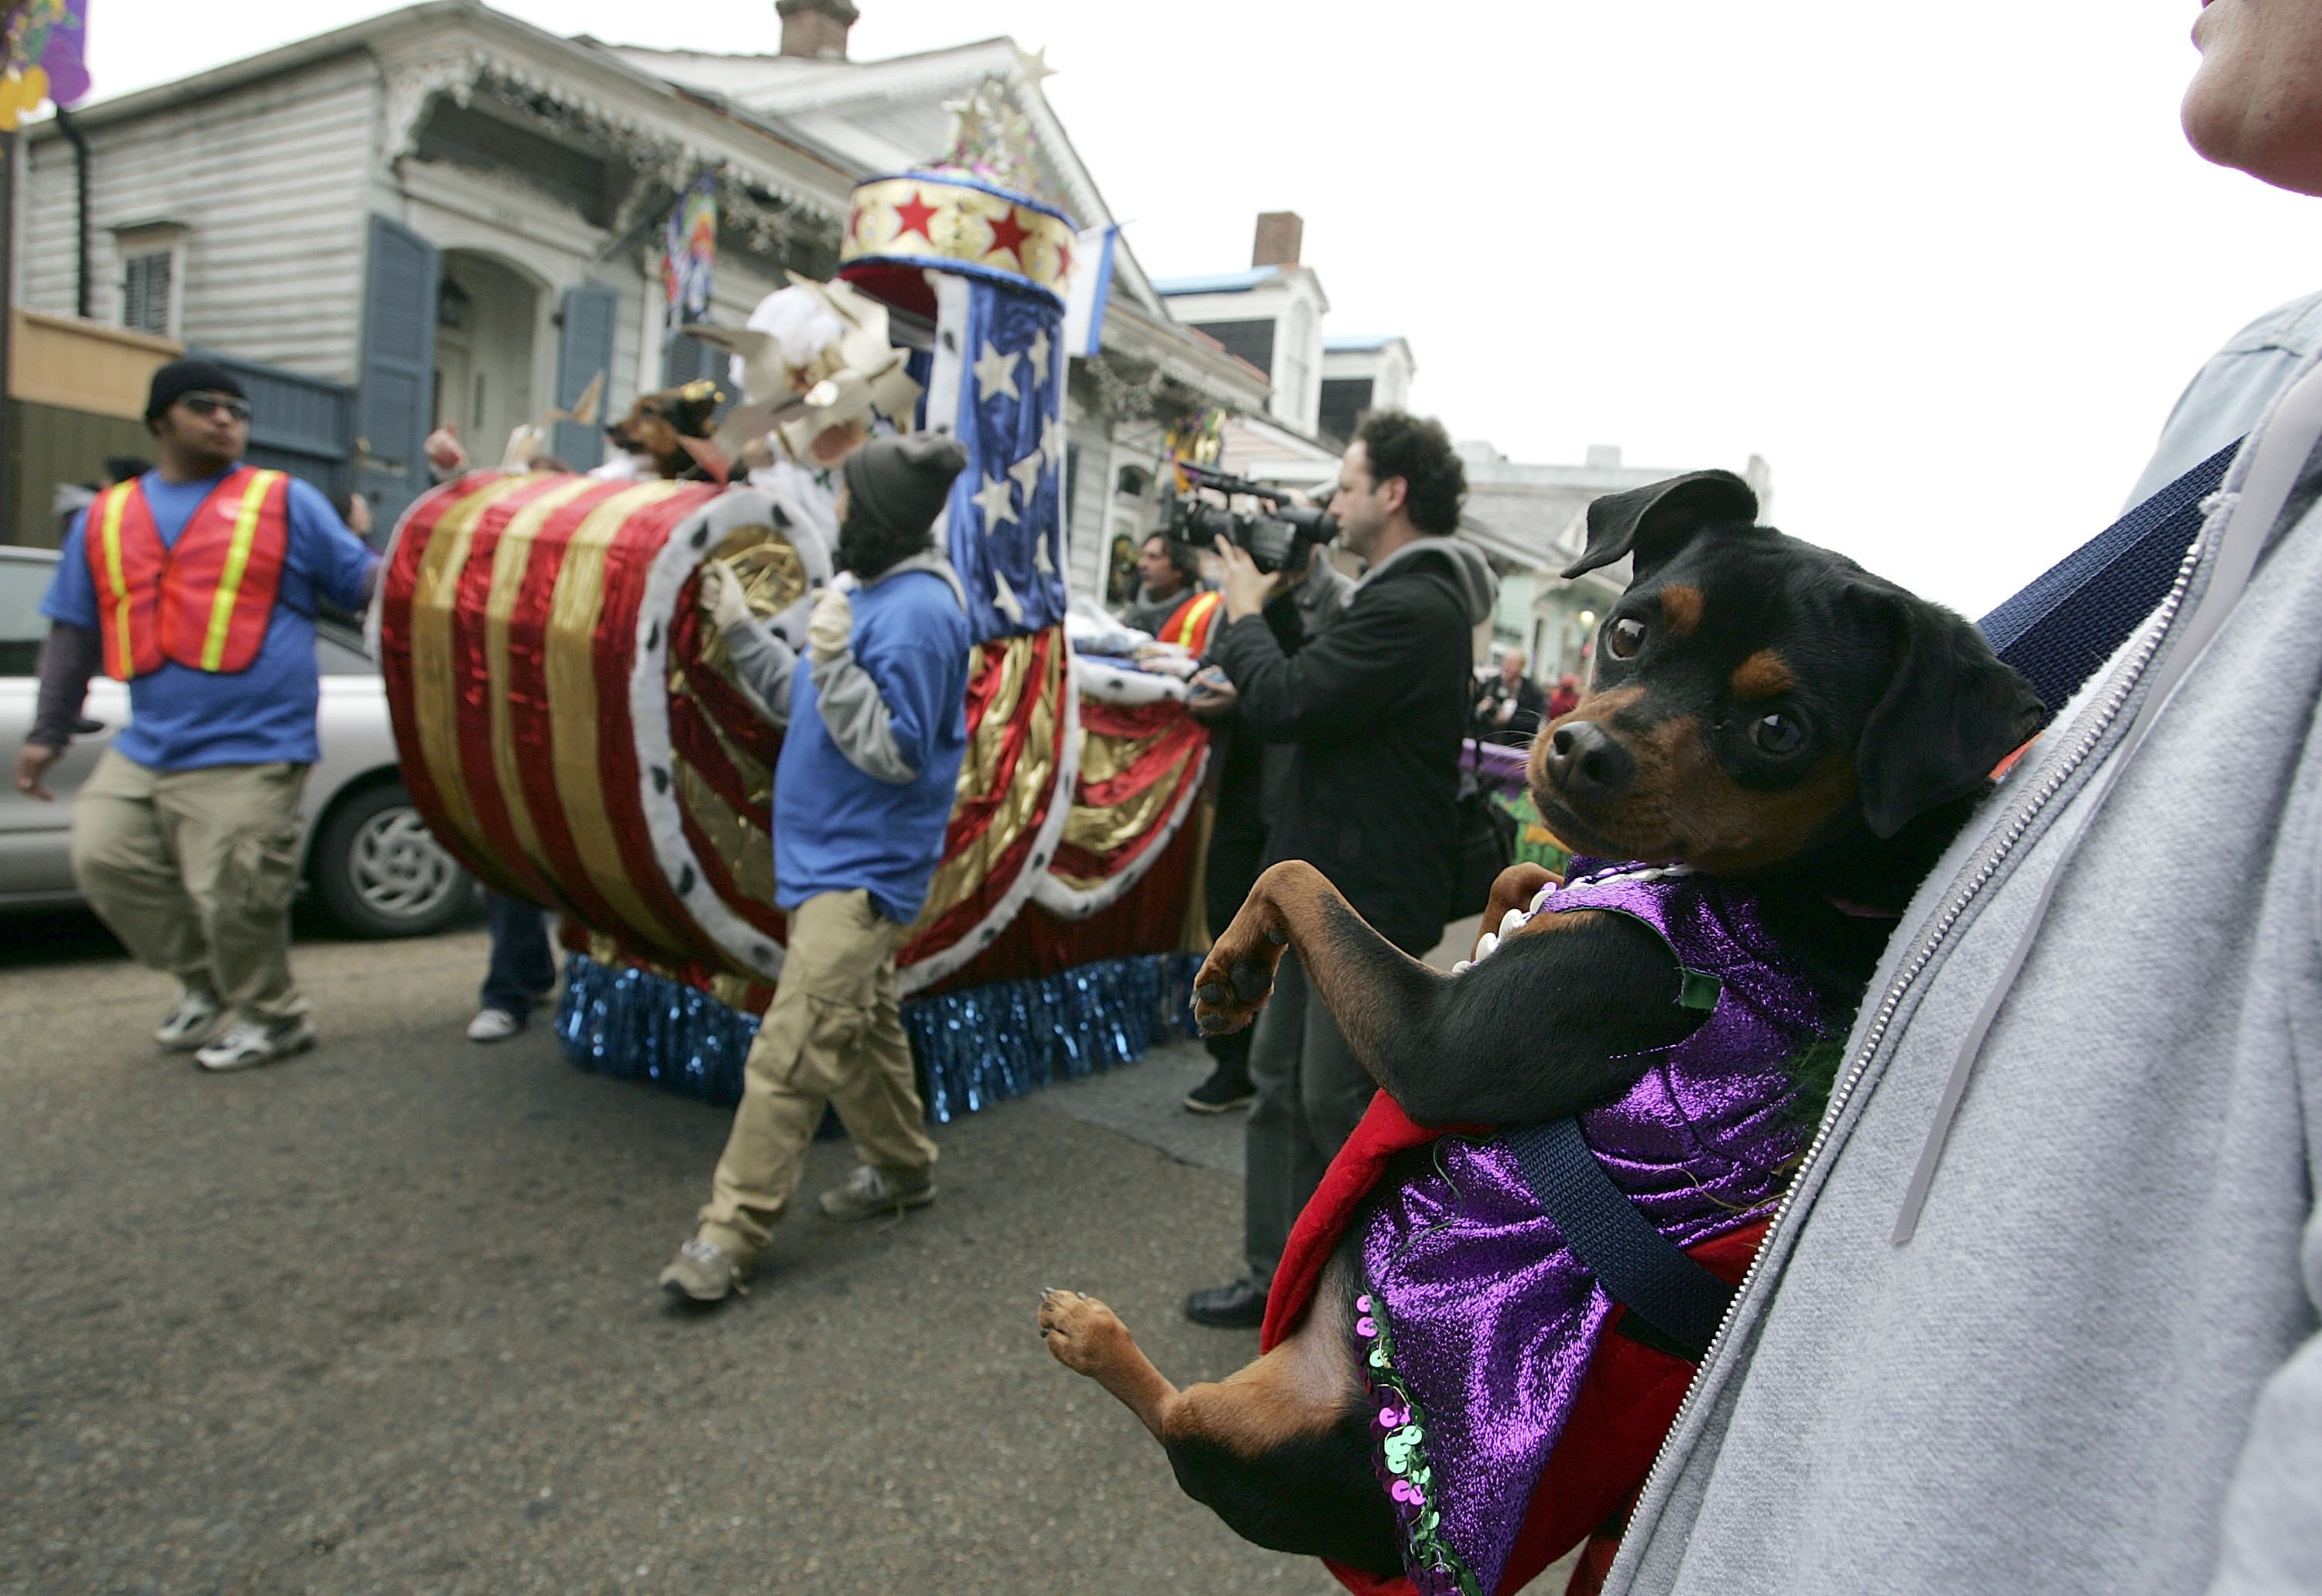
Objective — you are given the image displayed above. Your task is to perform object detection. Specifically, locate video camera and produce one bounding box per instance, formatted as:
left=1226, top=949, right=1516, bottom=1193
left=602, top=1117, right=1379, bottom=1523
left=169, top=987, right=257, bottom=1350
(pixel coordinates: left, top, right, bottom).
left=1164, top=464, right=1339, bottom=576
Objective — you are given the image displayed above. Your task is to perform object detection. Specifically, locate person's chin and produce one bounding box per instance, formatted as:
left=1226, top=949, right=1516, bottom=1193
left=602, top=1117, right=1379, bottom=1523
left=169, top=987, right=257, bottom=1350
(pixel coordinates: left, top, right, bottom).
left=2182, top=31, right=2322, bottom=195
left=2183, top=91, right=2322, bottom=194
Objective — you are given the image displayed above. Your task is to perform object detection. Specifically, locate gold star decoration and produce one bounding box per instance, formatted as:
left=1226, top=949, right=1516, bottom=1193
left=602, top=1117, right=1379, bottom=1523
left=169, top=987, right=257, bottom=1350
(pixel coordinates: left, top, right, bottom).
left=1015, top=46, right=1057, bottom=92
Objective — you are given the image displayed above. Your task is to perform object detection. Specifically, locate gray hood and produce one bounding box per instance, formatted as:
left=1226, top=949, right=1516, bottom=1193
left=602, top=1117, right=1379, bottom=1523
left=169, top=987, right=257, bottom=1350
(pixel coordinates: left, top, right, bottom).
left=1356, top=535, right=1498, bottom=626
left=862, top=550, right=968, bottom=612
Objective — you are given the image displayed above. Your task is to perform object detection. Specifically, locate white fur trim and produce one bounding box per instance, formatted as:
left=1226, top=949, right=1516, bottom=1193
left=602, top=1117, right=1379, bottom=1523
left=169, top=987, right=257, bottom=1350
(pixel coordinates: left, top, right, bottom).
left=1031, top=651, right=1207, bottom=919
left=1071, top=654, right=1191, bottom=707
left=1029, top=731, right=1208, bottom=922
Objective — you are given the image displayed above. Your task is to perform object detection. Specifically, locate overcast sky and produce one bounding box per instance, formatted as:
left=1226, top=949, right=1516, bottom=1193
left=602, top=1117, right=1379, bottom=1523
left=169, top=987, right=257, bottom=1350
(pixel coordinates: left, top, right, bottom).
left=77, top=0, right=2322, bottom=613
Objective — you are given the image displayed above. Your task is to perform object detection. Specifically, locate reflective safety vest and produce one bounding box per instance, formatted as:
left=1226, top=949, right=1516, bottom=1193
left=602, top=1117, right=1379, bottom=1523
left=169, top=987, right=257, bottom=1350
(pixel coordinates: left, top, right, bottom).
left=86, top=467, right=292, bottom=680
left=1158, top=590, right=1224, bottom=656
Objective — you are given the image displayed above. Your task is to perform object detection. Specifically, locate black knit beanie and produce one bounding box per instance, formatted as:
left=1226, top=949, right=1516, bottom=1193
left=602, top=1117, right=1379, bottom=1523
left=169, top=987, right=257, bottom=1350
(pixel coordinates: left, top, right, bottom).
left=841, top=431, right=969, bottom=540
left=145, top=359, right=248, bottom=423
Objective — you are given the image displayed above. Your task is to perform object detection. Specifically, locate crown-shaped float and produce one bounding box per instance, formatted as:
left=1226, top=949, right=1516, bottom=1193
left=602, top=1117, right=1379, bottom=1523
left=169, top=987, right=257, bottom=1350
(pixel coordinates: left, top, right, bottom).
left=840, top=72, right=1078, bottom=316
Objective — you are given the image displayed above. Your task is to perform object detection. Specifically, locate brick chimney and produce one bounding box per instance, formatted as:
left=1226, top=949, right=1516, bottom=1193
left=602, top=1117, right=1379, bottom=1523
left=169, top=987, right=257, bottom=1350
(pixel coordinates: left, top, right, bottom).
left=777, top=0, right=859, bottom=59
left=1252, top=211, right=1303, bottom=269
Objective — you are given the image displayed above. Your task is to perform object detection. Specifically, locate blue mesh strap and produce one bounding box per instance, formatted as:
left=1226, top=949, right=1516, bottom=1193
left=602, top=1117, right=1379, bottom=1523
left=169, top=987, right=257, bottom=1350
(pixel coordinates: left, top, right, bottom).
left=1979, top=440, right=2240, bottom=712
left=1502, top=1118, right=1735, bottom=1363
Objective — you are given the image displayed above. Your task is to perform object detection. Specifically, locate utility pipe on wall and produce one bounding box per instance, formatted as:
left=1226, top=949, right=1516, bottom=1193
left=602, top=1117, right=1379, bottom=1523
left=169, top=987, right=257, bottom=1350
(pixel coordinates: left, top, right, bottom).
left=54, top=106, right=89, bottom=320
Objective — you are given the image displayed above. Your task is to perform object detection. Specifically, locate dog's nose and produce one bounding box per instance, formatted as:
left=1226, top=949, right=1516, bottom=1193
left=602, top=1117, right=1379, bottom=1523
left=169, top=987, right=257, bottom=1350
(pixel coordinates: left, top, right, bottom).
left=1542, top=721, right=1635, bottom=800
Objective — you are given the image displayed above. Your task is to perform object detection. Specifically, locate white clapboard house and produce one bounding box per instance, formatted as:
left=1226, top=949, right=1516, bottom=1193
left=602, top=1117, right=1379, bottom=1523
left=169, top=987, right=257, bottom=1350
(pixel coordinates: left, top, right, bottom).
left=9, top=0, right=1265, bottom=598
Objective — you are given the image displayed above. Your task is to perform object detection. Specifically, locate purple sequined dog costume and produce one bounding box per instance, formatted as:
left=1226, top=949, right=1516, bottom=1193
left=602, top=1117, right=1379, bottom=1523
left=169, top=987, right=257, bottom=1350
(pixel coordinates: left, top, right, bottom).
left=1354, top=862, right=1837, bottom=1595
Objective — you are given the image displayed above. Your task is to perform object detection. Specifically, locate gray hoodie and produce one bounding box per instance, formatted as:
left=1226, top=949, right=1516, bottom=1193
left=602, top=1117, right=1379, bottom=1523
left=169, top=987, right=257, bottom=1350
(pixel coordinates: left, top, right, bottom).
left=1602, top=352, right=2322, bottom=1594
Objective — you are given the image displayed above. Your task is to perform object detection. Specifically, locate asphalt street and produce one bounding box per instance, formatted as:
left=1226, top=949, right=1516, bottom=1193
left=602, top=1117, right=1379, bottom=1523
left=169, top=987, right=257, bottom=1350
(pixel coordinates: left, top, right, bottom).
left=0, top=908, right=1574, bottom=1596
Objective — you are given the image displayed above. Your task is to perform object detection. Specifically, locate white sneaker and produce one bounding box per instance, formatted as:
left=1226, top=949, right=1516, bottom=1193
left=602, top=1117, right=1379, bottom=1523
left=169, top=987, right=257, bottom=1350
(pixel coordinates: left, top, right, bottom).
left=153, top=986, right=223, bottom=1051
left=466, top=1007, right=523, bottom=1043
left=194, top=1016, right=317, bottom=1074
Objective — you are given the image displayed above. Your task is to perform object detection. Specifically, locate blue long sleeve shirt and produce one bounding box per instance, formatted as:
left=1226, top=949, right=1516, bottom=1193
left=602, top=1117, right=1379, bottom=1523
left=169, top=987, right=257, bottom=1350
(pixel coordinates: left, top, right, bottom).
left=773, top=559, right=972, bottom=923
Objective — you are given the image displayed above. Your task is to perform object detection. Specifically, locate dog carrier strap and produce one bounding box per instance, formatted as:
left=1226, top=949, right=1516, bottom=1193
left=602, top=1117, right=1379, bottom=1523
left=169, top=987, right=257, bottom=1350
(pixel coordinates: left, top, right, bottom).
left=1978, top=437, right=2239, bottom=713
left=1502, top=1117, right=1736, bottom=1362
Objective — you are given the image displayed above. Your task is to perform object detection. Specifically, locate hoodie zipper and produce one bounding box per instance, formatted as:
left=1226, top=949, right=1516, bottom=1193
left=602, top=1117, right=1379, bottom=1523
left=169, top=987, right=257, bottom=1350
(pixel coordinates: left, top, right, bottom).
left=1618, top=521, right=2212, bottom=1563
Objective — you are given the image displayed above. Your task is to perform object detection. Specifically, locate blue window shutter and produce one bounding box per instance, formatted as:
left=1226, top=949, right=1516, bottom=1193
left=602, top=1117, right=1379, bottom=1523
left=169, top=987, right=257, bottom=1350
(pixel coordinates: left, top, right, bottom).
left=354, top=215, right=440, bottom=529
left=659, top=321, right=710, bottom=389
left=659, top=324, right=738, bottom=423
left=553, top=283, right=619, bottom=469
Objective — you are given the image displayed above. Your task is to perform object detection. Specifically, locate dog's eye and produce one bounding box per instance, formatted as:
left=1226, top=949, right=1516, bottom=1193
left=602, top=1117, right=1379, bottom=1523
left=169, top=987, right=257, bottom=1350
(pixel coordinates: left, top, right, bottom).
left=1606, top=618, right=1646, bottom=659
left=1749, top=711, right=1804, bottom=755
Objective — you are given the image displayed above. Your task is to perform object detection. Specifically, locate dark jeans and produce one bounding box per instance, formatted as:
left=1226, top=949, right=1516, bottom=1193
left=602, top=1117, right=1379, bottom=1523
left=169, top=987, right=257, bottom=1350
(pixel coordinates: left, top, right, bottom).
left=479, top=892, right=556, bottom=1020
left=1242, top=950, right=1375, bottom=1288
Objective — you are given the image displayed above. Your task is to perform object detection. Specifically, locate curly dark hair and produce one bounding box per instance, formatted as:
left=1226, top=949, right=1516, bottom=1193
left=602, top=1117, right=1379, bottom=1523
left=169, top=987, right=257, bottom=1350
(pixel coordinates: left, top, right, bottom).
left=1357, top=411, right=1466, bottom=536
left=1142, top=531, right=1202, bottom=586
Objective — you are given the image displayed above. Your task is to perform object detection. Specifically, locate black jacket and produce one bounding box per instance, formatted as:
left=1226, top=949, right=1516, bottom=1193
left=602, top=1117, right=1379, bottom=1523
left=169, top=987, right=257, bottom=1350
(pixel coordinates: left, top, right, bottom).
left=1211, top=537, right=1497, bottom=954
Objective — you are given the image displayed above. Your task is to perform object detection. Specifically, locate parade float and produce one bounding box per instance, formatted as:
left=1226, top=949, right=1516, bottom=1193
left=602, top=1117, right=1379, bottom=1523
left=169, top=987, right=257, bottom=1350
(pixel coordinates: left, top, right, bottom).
left=375, top=95, right=1213, bottom=1121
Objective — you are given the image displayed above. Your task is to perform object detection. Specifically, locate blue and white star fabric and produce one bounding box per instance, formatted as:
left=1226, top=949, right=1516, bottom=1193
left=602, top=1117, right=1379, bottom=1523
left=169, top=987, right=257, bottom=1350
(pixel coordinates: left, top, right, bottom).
left=926, top=274, right=1068, bottom=644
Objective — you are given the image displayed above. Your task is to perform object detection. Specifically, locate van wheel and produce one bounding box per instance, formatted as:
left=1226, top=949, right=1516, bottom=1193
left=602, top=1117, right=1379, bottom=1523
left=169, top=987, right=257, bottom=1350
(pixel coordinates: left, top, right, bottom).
left=310, top=779, right=473, bottom=937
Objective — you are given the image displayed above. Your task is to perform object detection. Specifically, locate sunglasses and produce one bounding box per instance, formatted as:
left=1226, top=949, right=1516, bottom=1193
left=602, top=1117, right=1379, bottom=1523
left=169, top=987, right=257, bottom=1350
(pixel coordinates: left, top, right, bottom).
left=180, top=394, right=253, bottom=423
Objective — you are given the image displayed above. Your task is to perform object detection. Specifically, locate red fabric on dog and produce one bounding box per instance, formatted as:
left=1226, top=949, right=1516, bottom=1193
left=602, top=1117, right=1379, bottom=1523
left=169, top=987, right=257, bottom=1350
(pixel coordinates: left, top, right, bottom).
left=1261, top=1092, right=1468, bottom=1352
left=1265, top=1091, right=1768, bottom=1596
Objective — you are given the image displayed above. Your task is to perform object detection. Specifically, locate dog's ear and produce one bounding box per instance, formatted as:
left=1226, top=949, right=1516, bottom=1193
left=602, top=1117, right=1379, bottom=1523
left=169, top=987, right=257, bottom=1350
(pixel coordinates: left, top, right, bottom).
left=1561, top=470, right=1759, bottom=581
left=1856, top=592, right=2046, bottom=838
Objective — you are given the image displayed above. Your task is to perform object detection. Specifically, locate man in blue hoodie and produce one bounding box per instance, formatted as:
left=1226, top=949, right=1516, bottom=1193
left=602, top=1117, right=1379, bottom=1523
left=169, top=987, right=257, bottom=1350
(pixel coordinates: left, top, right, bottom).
left=661, top=431, right=971, bottom=1304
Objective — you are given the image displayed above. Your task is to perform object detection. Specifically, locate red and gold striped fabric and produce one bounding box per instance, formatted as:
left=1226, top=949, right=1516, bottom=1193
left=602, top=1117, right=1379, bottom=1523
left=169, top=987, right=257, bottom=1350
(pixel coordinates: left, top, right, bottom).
left=1033, top=694, right=1211, bottom=921
left=895, top=625, right=1077, bottom=988
left=379, top=472, right=800, bottom=981
left=378, top=471, right=1091, bottom=994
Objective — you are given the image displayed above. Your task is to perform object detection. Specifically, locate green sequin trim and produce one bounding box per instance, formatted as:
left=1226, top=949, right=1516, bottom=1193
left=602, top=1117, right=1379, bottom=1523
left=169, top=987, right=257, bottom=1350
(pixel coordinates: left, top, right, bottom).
left=1359, top=1277, right=1484, bottom=1596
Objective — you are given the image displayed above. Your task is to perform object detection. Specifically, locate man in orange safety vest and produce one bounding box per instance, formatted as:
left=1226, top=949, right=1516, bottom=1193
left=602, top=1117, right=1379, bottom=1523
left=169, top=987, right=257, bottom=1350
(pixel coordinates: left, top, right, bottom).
left=13, top=361, right=380, bottom=1072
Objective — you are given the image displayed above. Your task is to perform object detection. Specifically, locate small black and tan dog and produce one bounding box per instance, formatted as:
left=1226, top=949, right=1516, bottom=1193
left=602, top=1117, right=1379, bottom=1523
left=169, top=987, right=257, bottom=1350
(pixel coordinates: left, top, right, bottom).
left=1038, top=470, right=2045, bottom=1574
left=605, top=379, right=727, bottom=480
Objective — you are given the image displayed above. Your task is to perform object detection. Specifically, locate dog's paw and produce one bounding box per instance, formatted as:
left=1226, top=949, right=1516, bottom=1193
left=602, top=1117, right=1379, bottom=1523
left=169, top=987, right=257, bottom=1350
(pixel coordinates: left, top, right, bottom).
left=1191, top=917, right=1286, bottom=1036
left=1039, top=1288, right=1132, bottom=1379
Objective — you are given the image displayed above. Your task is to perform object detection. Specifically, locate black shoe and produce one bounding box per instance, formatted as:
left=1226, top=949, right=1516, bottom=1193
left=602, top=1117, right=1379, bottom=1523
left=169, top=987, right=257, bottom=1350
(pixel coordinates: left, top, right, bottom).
left=1183, top=1276, right=1268, bottom=1328
left=1183, top=1067, right=1255, bottom=1114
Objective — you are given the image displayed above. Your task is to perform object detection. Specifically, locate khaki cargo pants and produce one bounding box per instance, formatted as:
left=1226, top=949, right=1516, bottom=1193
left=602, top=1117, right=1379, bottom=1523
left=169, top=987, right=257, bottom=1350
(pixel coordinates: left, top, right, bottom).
left=69, top=752, right=310, bottom=1026
left=697, top=889, right=937, bottom=1260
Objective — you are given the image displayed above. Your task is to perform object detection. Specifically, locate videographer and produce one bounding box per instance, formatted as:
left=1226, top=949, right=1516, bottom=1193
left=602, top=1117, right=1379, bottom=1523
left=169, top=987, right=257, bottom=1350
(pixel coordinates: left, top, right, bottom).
left=1181, top=411, right=1496, bottom=1329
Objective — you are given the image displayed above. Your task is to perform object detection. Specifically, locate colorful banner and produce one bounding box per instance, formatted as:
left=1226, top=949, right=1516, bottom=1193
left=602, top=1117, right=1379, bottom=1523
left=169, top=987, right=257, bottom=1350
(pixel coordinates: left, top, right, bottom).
left=0, top=0, right=88, bottom=131
left=662, top=172, right=717, bottom=327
